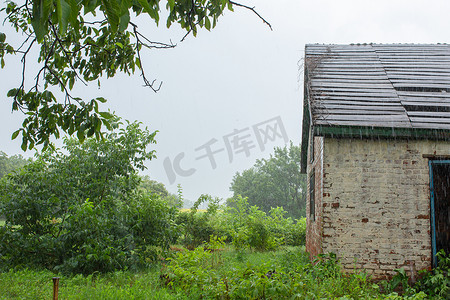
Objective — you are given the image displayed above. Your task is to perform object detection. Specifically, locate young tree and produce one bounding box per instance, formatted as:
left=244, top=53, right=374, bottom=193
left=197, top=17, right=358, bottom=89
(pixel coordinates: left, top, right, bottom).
left=0, top=118, right=178, bottom=273
left=229, top=143, right=306, bottom=218
left=0, top=0, right=270, bottom=150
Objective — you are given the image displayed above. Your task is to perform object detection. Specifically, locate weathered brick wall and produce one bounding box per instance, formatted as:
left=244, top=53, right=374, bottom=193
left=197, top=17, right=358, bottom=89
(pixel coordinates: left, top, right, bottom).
left=306, top=136, right=324, bottom=258
left=321, top=138, right=449, bottom=280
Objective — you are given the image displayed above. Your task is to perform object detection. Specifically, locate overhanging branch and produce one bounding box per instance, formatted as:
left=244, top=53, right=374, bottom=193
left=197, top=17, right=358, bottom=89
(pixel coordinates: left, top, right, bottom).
left=229, top=1, right=272, bottom=30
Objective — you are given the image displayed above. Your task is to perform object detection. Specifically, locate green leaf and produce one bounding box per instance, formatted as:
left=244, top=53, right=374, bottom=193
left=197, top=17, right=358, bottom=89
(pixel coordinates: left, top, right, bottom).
left=96, top=97, right=107, bottom=103
left=68, top=76, right=75, bottom=90
left=77, top=128, right=85, bottom=143
left=11, top=129, right=21, bottom=140
left=1, top=58, right=5, bottom=69
left=167, top=0, right=175, bottom=10
left=21, top=138, right=28, bottom=151
left=205, top=17, right=211, bottom=31
left=87, top=126, right=95, bottom=137
left=28, top=140, right=35, bottom=150
left=84, top=0, right=98, bottom=14
left=31, top=0, right=53, bottom=42
left=115, top=42, right=124, bottom=49
left=101, top=0, right=120, bottom=32
left=56, top=0, right=72, bottom=34
left=7, top=89, right=17, bottom=97
left=99, top=111, right=113, bottom=119
left=118, top=11, right=130, bottom=32
left=94, top=117, right=101, bottom=131
left=135, top=58, right=141, bottom=69
left=0, top=32, right=6, bottom=43
left=68, top=0, right=80, bottom=25
left=93, top=101, right=99, bottom=113
left=102, top=119, right=112, bottom=131
left=137, top=0, right=158, bottom=22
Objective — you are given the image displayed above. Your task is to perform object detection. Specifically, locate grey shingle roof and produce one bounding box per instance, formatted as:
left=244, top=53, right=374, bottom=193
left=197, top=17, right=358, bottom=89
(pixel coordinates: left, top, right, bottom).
left=305, top=44, right=450, bottom=130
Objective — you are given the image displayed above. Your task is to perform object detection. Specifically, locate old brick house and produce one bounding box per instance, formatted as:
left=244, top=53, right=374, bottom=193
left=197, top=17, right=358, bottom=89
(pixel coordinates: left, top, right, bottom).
left=301, top=44, right=450, bottom=279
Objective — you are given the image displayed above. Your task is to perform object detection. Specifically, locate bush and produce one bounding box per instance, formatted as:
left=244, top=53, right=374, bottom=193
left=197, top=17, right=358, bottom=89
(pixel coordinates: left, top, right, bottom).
left=285, top=217, right=306, bottom=246
left=217, top=195, right=306, bottom=251
left=175, top=194, right=220, bottom=249
left=0, top=120, right=177, bottom=274
left=414, top=250, right=450, bottom=298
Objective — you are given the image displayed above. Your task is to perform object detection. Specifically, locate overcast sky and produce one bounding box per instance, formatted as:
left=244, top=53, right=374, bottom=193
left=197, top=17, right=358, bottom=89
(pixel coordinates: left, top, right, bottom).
left=2, top=0, right=450, bottom=202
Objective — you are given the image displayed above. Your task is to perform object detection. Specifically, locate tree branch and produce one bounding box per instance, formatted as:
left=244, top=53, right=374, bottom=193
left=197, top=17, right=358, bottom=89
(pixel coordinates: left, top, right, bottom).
left=229, top=1, right=272, bottom=31
left=130, top=22, right=176, bottom=92
left=13, top=37, right=36, bottom=113
left=49, top=22, right=88, bottom=86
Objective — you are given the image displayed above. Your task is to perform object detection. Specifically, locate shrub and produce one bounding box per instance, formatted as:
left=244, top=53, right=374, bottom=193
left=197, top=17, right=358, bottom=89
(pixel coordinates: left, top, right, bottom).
left=0, top=120, right=177, bottom=274
left=217, top=195, right=306, bottom=251
left=285, top=217, right=306, bottom=246
left=175, top=194, right=220, bottom=249
left=415, top=250, right=450, bottom=298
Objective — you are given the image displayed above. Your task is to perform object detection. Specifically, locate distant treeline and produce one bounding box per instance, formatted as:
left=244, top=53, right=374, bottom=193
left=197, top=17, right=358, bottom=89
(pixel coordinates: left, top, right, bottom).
left=0, top=151, right=31, bottom=179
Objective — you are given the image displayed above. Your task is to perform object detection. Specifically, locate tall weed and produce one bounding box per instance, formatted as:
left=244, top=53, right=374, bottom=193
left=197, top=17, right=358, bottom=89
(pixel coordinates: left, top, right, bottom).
left=414, top=250, right=449, bottom=298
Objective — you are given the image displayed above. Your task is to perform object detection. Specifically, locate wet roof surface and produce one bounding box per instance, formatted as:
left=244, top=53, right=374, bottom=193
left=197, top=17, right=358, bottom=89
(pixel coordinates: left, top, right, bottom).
left=305, top=44, right=450, bottom=130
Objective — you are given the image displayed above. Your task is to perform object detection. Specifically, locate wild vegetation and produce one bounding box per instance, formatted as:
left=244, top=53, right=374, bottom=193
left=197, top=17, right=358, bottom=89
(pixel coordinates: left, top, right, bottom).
left=0, top=121, right=448, bottom=298
left=1, top=245, right=448, bottom=299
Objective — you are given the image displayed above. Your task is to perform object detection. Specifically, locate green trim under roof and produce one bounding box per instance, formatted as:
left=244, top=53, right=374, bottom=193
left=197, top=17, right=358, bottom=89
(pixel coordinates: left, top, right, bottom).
left=300, top=124, right=450, bottom=174
left=314, top=125, right=450, bottom=140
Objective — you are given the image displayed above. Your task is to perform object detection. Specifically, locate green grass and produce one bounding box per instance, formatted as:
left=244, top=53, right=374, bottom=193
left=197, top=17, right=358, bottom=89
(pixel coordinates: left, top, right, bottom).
left=0, top=246, right=431, bottom=299
left=0, top=268, right=186, bottom=300
left=0, top=248, right=306, bottom=299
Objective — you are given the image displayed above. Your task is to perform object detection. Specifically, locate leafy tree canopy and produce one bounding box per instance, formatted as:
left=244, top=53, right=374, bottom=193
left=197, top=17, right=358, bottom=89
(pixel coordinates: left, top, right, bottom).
left=0, top=0, right=269, bottom=151
left=229, top=142, right=306, bottom=219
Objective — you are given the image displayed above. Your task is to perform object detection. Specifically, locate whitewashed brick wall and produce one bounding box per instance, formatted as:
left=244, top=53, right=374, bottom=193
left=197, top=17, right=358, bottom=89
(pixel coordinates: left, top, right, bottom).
left=308, top=137, right=449, bottom=280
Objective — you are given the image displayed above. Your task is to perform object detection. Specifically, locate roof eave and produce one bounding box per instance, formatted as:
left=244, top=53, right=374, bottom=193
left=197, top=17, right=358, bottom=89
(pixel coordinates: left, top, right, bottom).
left=315, top=125, right=450, bottom=140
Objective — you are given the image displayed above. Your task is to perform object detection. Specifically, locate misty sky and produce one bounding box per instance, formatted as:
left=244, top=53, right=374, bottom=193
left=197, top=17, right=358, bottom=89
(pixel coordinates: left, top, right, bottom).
left=2, top=0, right=450, bottom=202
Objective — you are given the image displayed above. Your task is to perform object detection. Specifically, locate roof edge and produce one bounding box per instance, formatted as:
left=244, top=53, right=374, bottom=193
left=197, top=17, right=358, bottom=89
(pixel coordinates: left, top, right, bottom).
left=315, top=125, right=450, bottom=140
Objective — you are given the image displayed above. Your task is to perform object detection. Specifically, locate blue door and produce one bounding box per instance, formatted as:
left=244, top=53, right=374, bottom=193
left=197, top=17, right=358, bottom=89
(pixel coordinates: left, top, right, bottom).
left=428, top=160, right=450, bottom=267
